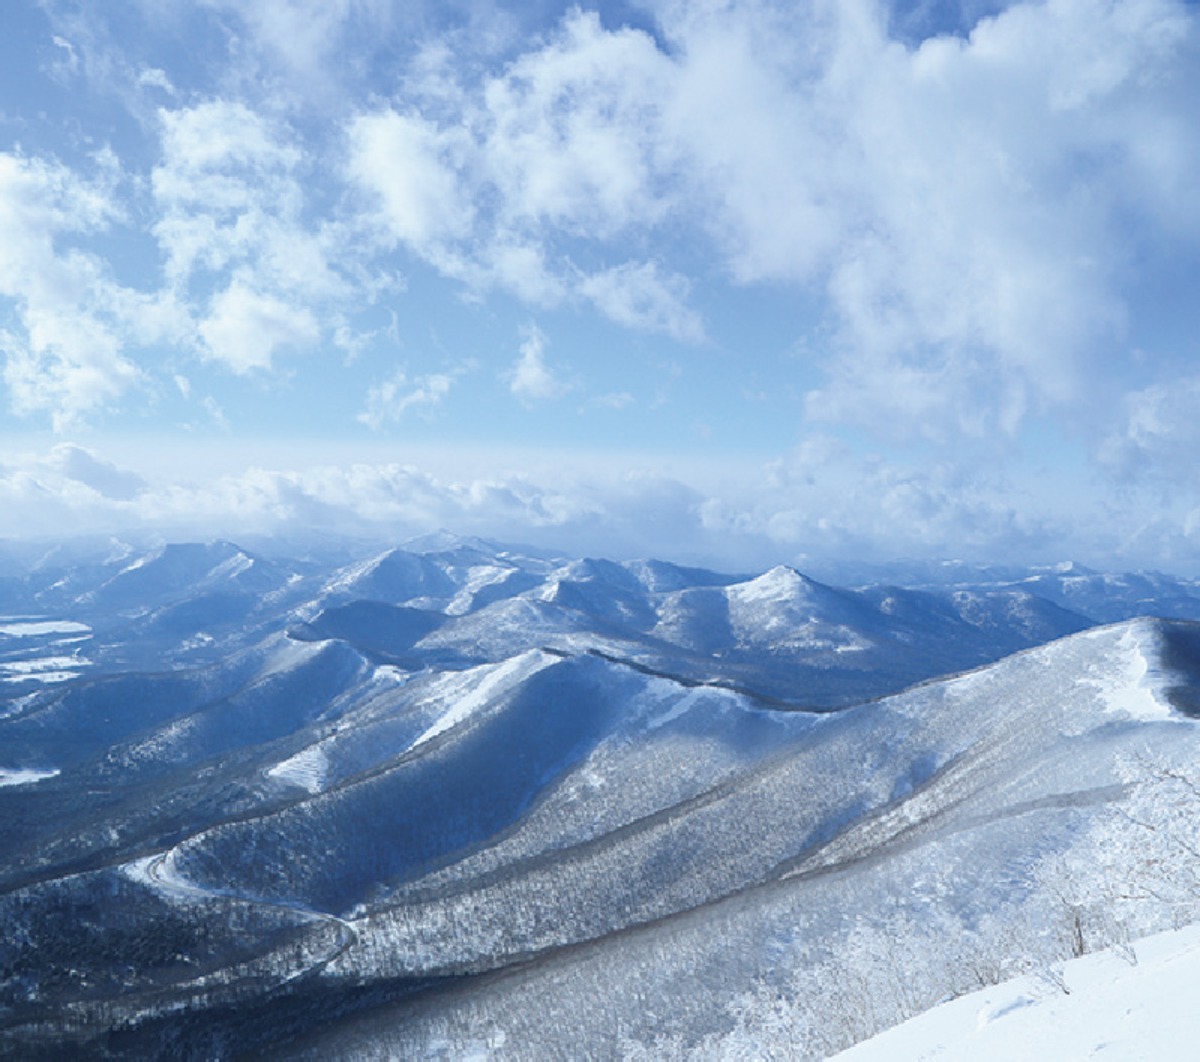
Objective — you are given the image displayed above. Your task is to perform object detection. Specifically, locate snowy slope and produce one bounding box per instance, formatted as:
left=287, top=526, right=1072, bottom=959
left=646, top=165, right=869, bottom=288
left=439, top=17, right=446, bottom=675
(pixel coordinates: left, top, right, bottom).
left=250, top=619, right=1200, bottom=1059
left=834, top=923, right=1200, bottom=1062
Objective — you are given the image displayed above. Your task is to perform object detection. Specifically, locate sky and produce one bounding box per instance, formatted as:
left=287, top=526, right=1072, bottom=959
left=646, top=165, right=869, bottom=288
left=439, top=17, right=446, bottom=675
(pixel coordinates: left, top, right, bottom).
left=1, top=0, right=1199, bottom=573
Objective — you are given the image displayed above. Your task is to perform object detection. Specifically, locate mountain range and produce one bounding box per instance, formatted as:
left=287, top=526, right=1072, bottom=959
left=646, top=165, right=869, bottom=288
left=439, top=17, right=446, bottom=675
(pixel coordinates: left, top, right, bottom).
left=3, top=535, right=1200, bottom=1057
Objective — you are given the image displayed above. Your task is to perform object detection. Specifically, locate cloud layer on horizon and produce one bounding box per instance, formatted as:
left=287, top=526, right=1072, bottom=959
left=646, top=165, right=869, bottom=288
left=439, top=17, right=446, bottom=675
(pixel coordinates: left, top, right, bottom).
left=2, top=439, right=1197, bottom=576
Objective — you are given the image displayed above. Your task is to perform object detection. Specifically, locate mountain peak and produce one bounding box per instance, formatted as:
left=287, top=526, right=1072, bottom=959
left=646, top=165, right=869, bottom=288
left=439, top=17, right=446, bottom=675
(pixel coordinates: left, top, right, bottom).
left=734, top=564, right=819, bottom=600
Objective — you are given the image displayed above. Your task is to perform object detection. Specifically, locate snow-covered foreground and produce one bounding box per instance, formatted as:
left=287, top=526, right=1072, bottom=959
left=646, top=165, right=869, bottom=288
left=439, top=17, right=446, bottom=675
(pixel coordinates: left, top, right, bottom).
left=834, top=923, right=1200, bottom=1062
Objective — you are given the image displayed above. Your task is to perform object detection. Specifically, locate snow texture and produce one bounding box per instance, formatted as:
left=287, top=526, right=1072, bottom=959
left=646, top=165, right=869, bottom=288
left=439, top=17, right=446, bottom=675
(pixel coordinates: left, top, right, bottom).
left=0, top=767, right=59, bottom=787
left=834, top=923, right=1200, bottom=1061
left=267, top=744, right=330, bottom=793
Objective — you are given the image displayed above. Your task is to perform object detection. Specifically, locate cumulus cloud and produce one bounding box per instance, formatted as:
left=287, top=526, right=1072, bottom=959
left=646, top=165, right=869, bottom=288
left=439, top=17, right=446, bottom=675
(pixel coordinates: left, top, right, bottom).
left=199, top=0, right=360, bottom=76
left=508, top=326, right=570, bottom=405
left=7, top=0, right=1200, bottom=570
left=0, top=151, right=171, bottom=428
left=17, top=0, right=1200, bottom=444
left=1, top=92, right=363, bottom=425
left=344, top=0, right=1200, bottom=438
left=741, top=433, right=1054, bottom=560
left=347, top=110, right=474, bottom=255
left=152, top=100, right=362, bottom=373
left=195, top=0, right=404, bottom=109
left=656, top=0, right=1198, bottom=436
left=0, top=436, right=751, bottom=567
left=346, top=10, right=698, bottom=332
left=136, top=67, right=175, bottom=95
left=153, top=101, right=339, bottom=295
left=474, top=11, right=676, bottom=237
left=199, top=280, right=320, bottom=373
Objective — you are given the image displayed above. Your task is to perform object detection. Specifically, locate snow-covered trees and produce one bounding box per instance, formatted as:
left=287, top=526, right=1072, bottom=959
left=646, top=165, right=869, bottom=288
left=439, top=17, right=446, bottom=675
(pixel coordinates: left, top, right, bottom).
left=1039, top=749, right=1200, bottom=960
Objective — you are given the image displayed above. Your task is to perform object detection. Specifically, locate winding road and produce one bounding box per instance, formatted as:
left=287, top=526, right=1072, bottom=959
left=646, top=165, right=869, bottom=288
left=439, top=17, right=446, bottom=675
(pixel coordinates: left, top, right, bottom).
left=123, top=847, right=360, bottom=988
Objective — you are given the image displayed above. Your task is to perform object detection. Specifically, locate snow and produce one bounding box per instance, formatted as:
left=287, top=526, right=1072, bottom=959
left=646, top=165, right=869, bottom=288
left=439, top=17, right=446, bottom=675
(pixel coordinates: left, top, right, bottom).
left=121, top=850, right=218, bottom=904
left=0, top=619, right=91, bottom=637
left=210, top=551, right=255, bottom=580
left=268, top=744, right=330, bottom=793
left=636, top=679, right=744, bottom=731
left=730, top=565, right=808, bottom=604
left=407, top=650, right=557, bottom=752
left=643, top=686, right=708, bottom=730
left=1, top=655, right=87, bottom=683
left=445, top=564, right=516, bottom=615
left=0, top=767, right=59, bottom=787
left=0, top=616, right=93, bottom=684
left=252, top=636, right=331, bottom=682
left=14, top=540, right=1200, bottom=1057
left=1078, top=621, right=1170, bottom=721
left=321, top=550, right=391, bottom=596
left=833, top=922, right=1200, bottom=1062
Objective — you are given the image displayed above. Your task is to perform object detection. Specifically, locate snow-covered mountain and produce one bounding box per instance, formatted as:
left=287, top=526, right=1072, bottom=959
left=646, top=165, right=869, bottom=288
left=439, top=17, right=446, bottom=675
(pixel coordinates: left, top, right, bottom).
left=3, top=536, right=1200, bottom=1057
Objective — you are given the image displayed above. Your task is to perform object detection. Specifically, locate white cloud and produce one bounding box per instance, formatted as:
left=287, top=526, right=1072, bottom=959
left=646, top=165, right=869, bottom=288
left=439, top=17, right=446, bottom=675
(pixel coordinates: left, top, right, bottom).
left=652, top=0, right=1200, bottom=437
left=202, top=395, right=231, bottom=432
left=199, top=280, right=319, bottom=373
left=154, top=102, right=309, bottom=285
left=508, top=326, right=570, bottom=405
left=359, top=368, right=456, bottom=429
left=2, top=430, right=1200, bottom=571
left=347, top=109, right=474, bottom=255
left=1099, top=376, right=1200, bottom=483
left=47, top=443, right=146, bottom=500
left=136, top=67, right=175, bottom=95
left=578, top=260, right=705, bottom=343
left=339, top=0, right=1199, bottom=440
left=200, top=0, right=359, bottom=74
left=196, top=0, right=400, bottom=108
left=2, top=326, right=138, bottom=431
left=0, top=441, right=728, bottom=564
left=50, top=34, right=80, bottom=76
left=657, top=0, right=848, bottom=286
left=344, top=10, right=699, bottom=330
left=591, top=391, right=636, bottom=411
left=0, top=151, right=165, bottom=428
left=152, top=100, right=362, bottom=374
left=476, top=11, right=676, bottom=238
left=8, top=0, right=1200, bottom=556
left=474, top=239, right=566, bottom=306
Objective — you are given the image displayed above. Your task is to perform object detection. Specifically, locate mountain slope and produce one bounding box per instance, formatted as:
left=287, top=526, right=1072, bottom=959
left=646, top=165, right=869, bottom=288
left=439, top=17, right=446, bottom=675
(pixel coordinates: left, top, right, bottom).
left=6, top=617, right=1198, bottom=1057
left=248, top=619, right=1200, bottom=1059
left=5, top=538, right=1200, bottom=1057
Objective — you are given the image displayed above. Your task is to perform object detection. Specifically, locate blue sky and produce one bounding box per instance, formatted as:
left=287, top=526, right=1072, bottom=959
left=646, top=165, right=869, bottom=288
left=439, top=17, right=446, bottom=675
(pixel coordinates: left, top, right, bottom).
left=1, top=0, right=1199, bottom=572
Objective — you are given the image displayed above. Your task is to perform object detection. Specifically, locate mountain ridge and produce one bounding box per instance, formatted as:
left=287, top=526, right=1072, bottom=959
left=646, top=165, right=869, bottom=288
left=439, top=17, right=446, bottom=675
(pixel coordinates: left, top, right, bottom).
left=4, top=540, right=1200, bottom=1056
